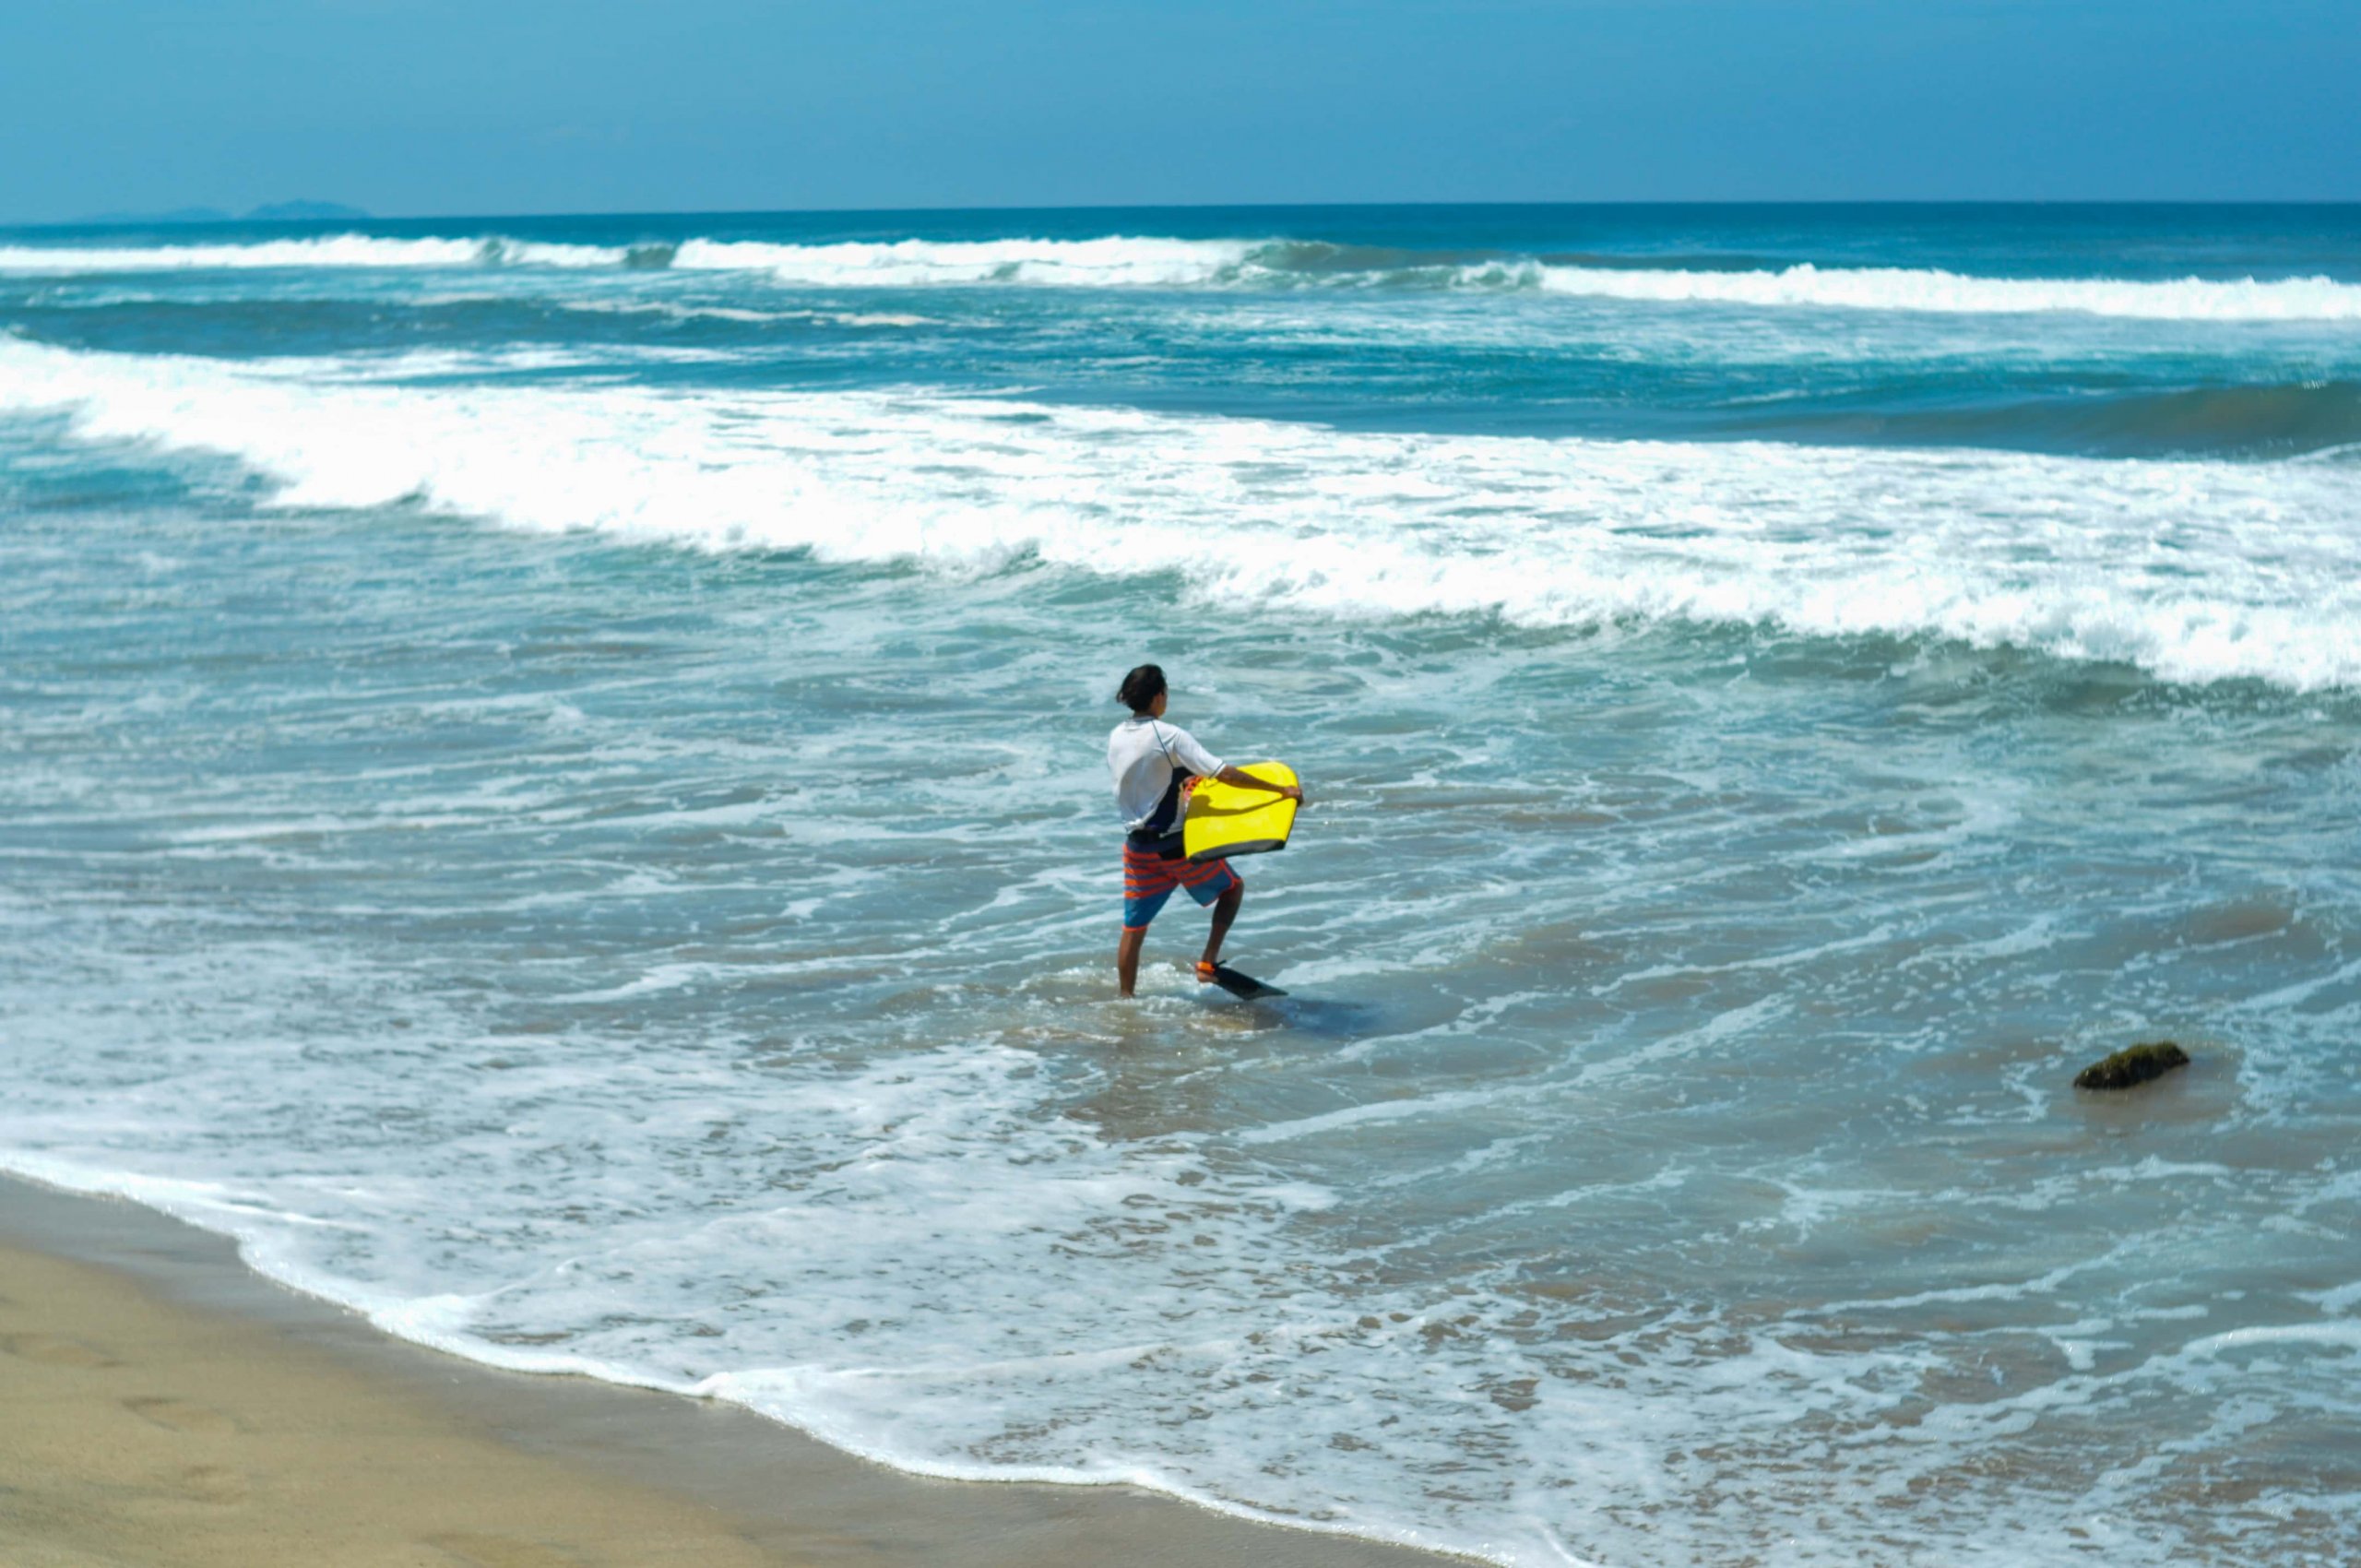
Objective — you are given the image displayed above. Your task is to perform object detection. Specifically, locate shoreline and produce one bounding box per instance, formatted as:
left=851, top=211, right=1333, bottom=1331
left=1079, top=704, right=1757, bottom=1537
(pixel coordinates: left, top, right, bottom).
left=0, top=1170, right=1468, bottom=1568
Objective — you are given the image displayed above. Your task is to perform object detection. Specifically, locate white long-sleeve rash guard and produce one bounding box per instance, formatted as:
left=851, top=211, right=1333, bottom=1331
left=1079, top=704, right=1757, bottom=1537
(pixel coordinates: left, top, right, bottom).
left=1108, top=715, right=1226, bottom=834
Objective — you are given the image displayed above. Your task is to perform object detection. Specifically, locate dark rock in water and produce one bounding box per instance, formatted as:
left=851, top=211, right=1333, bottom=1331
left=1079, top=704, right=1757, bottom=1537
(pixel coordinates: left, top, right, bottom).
left=2073, top=1040, right=2190, bottom=1091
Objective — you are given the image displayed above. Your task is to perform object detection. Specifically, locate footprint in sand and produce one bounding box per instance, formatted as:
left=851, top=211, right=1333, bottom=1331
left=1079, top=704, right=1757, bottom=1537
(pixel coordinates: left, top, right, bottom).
left=171, top=1464, right=251, bottom=1505
left=0, top=1331, right=121, bottom=1368
left=125, top=1395, right=241, bottom=1435
left=427, top=1534, right=588, bottom=1568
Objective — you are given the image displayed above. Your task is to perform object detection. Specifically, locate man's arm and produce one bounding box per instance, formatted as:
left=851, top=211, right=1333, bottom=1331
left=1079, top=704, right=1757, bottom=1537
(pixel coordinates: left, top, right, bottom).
left=1165, top=724, right=1306, bottom=803
left=1211, top=765, right=1304, bottom=803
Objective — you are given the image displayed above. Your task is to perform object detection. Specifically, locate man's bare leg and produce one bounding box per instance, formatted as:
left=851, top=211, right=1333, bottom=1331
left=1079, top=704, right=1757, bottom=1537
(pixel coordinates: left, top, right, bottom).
left=1117, top=925, right=1147, bottom=998
left=1200, top=882, right=1241, bottom=971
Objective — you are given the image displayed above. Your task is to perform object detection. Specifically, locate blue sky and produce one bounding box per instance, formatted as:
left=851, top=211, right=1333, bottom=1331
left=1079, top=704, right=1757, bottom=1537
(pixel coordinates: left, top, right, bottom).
left=5, top=0, right=2356, bottom=220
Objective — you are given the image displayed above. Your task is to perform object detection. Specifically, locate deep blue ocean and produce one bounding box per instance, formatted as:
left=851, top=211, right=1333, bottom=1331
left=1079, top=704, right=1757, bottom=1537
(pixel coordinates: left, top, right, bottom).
left=3, top=205, right=2358, bottom=1567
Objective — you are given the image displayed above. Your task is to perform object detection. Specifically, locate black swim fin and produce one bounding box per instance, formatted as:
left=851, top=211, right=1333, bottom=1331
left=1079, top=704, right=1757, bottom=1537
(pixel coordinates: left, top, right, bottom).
left=1198, top=962, right=1287, bottom=1000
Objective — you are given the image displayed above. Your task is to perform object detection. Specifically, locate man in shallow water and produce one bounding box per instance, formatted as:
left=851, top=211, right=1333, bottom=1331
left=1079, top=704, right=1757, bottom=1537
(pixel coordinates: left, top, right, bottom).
left=1107, top=663, right=1302, bottom=999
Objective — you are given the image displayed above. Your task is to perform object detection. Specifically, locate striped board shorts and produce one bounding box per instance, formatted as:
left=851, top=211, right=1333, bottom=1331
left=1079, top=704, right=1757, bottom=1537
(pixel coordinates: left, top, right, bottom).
left=1122, top=840, right=1241, bottom=931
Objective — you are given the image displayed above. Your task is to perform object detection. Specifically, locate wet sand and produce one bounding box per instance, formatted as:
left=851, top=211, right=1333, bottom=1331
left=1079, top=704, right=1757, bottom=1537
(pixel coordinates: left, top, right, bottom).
left=0, top=1174, right=1461, bottom=1568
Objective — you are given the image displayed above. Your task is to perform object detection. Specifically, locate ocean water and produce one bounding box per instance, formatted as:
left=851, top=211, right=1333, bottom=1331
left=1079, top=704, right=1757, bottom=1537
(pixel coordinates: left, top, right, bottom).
left=3, top=204, right=2358, bottom=1567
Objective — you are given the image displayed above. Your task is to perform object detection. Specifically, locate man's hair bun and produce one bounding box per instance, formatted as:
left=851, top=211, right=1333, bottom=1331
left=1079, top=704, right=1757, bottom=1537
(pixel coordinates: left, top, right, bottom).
left=1117, top=663, right=1167, bottom=712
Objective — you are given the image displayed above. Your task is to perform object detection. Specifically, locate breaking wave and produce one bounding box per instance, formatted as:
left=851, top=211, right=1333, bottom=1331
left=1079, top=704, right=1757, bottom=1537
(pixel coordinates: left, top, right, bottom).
left=6, top=232, right=2361, bottom=320
left=1527, top=261, right=2361, bottom=321
left=6, top=338, right=2360, bottom=690
left=0, top=235, right=626, bottom=273
left=667, top=234, right=1261, bottom=287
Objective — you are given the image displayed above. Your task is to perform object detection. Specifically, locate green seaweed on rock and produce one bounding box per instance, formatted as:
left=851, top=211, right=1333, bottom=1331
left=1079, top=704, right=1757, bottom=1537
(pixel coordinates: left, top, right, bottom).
left=2073, top=1040, right=2191, bottom=1091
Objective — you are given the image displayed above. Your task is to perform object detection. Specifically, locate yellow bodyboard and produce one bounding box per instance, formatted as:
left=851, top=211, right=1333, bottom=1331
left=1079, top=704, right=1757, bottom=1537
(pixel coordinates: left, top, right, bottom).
left=1182, top=762, right=1299, bottom=863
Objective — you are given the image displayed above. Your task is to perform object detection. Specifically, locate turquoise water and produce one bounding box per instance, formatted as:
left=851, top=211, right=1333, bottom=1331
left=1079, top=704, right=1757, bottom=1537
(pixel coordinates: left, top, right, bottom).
left=2, top=206, right=2358, bottom=1566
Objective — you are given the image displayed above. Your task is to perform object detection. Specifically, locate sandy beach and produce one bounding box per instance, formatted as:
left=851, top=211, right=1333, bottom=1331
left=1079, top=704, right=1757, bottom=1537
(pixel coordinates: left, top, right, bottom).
left=0, top=1175, right=1459, bottom=1568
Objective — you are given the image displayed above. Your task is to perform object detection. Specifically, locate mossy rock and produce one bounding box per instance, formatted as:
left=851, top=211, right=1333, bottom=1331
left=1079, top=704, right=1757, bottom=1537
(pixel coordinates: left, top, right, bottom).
left=2073, top=1040, right=2190, bottom=1091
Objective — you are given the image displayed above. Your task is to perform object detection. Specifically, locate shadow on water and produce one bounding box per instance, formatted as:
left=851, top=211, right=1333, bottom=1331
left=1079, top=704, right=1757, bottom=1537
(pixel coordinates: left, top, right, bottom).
left=1264, top=995, right=1390, bottom=1040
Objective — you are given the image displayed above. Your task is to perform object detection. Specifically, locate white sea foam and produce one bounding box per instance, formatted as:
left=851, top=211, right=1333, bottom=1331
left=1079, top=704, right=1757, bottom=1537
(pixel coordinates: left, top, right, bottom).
left=6, top=338, right=2359, bottom=689
left=0, top=232, right=1248, bottom=284
left=11, top=231, right=2359, bottom=321
left=0, top=235, right=625, bottom=273
left=26, top=339, right=2361, bottom=686
left=1529, top=262, right=2361, bottom=322
left=670, top=234, right=1260, bottom=288
left=558, top=299, right=940, bottom=327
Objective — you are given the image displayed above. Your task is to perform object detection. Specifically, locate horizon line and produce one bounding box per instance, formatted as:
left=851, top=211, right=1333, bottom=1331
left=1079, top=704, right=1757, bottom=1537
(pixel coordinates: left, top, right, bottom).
left=10, top=196, right=2361, bottom=232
